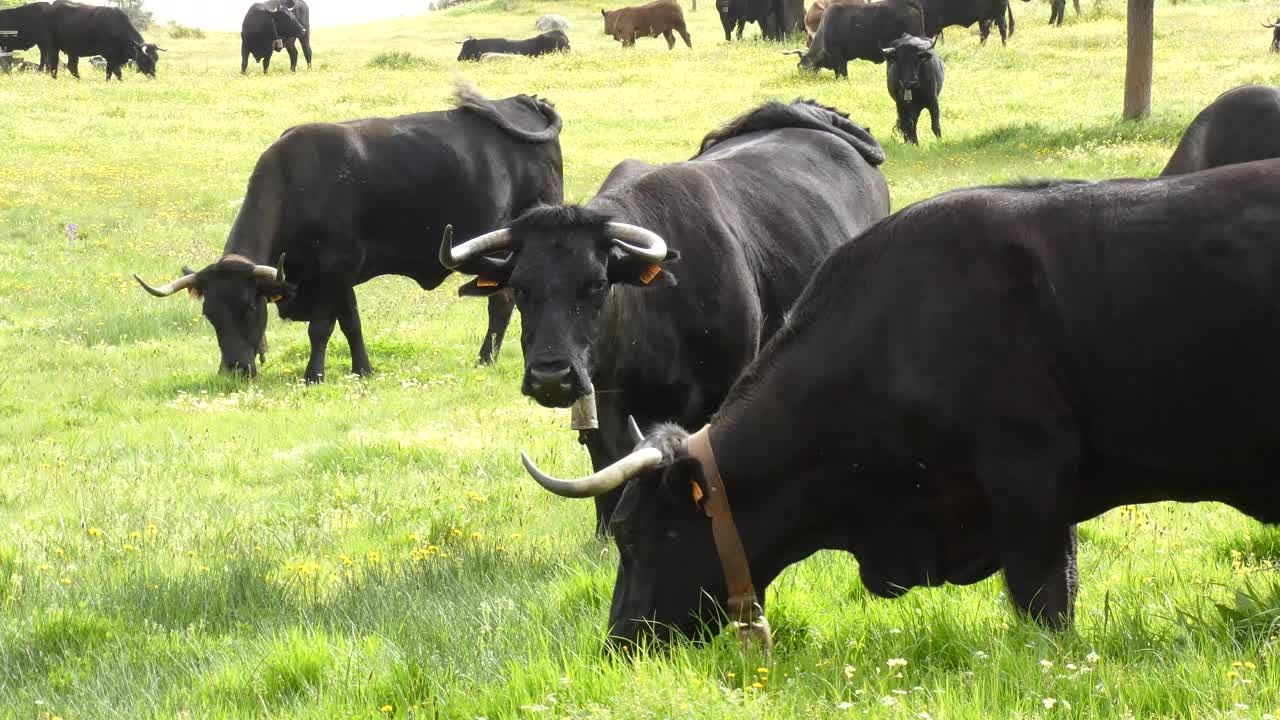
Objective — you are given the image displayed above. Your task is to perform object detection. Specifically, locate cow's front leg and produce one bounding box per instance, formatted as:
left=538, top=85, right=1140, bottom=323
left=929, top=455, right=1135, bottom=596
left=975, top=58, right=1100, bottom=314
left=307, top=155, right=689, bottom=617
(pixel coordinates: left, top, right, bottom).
left=335, top=287, right=373, bottom=377
left=66, top=54, right=79, bottom=78
left=929, top=101, right=942, bottom=139
left=285, top=43, right=299, bottom=71
left=478, top=288, right=515, bottom=365
left=663, top=29, right=675, bottom=49
left=304, top=309, right=337, bottom=384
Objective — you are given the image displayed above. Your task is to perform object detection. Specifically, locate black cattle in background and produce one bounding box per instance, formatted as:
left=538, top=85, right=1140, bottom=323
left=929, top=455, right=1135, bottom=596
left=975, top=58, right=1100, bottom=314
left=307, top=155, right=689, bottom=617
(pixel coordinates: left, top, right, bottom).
left=922, top=0, right=1022, bottom=46
left=523, top=158, right=1280, bottom=649
left=134, top=87, right=564, bottom=383
left=443, top=100, right=890, bottom=532
left=0, top=2, right=56, bottom=73
left=1264, top=18, right=1280, bottom=52
left=793, top=0, right=925, bottom=76
left=45, top=0, right=161, bottom=80
left=456, top=30, right=569, bottom=60
left=716, top=0, right=785, bottom=41
left=1162, top=85, right=1280, bottom=175
left=240, top=1, right=306, bottom=74
left=1049, top=0, right=1079, bottom=26
left=884, top=34, right=943, bottom=144
left=278, top=0, right=312, bottom=69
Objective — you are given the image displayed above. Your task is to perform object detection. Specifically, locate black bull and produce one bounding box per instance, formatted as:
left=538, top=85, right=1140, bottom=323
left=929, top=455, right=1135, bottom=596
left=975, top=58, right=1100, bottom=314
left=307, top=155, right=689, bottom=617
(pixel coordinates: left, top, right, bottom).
left=46, top=0, right=162, bottom=80
left=1161, top=85, right=1280, bottom=176
left=444, top=100, right=890, bottom=533
left=134, top=89, right=564, bottom=383
left=241, top=1, right=307, bottom=74
left=521, top=159, right=1280, bottom=648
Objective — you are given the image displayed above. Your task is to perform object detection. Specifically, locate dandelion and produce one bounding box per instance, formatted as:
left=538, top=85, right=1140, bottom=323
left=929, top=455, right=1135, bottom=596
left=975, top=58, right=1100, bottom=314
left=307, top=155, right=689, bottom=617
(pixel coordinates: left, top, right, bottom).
left=1233, top=661, right=1244, bottom=668
left=129, top=531, right=141, bottom=540
left=368, top=551, right=381, bottom=564
left=510, top=533, right=523, bottom=540
left=471, top=532, right=482, bottom=540
left=1040, top=660, right=1053, bottom=670
left=407, top=533, right=420, bottom=543
left=61, top=577, right=72, bottom=586
left=1245, top=661, right=1258, bottom=670
left=1227, top=671, right=1239, bottom=680
left=887, top=658, right=908, bottom=669
left=751, top=682, right=763, bottom=689
left=1043, top=698, right=1057, bottom=709
left=37, top=564, right=50, bottom=572
left=1086, top=651, right=1100, bottom=663
left=726, top=672, right=736, bottom=679
left=123, top=544, right=136, bottom=552
left=53, top=548, right=65, bottom=557
left=757, top=667, right=769, bottom=674
left=87, top=528, right=103, bottom=538
left=380, top=704, right=393, bottom=713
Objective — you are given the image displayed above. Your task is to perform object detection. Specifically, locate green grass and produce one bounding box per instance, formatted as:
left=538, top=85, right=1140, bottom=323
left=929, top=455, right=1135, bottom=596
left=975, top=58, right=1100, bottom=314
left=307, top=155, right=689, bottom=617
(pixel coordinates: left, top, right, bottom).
left=3, top=0, right=1280, bottom=717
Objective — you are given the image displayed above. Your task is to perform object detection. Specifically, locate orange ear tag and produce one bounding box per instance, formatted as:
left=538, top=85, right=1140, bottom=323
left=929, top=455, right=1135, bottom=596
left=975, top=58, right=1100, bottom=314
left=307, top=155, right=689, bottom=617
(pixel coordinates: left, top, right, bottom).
left=690, top=479, right=704, bottom=504
left=269, top=295, right=284, bottom=303
left=476, top=278, right=500, bottom=288
left=639, top=264, right=662, bottom=285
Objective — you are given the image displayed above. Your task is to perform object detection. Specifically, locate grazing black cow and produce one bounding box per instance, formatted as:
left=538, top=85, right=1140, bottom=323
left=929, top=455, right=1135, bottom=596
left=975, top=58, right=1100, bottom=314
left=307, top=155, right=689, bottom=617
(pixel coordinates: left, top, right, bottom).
left=1161, top=85, right=1280, bottom=176
left=520, top=159, right=1280, bottom=649
left=1049, top=0, right=1078, bottom=26
left=134, top=88, right=564, bottom=383
left=278, top=0, right=312, bottom=69
left=884, top=34, right=943, bottom=144
left=46, top=0, right=161, bottom=80
left=717, top=0, right=785, bottom=41
left=240, top=2, right=306, bottom=74
left=444, top=100, right=889, bottom=532
left=1264, top=18, right=1280, bottom=52
left=456, top=30, right=569, bottom=61
left=0, top=2, right=56, bottom=73
left=792, top=0, right=926, bottom=76
left=921, top=0, right=1020, bottom=45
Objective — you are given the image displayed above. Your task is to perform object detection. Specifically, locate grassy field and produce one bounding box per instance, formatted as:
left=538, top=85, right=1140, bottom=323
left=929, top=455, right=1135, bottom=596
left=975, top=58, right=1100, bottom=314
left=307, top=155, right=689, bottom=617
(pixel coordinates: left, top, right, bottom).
left=3, top=0, right=1280, bottom=717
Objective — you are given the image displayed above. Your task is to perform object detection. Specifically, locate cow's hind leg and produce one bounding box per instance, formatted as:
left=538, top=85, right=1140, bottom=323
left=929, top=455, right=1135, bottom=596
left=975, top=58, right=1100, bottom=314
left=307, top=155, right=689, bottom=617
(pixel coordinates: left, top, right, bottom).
left=663, top=29, right=676, bottom=49
left=677, top=24, right=692, bottom=47
left=929, top=101, right=942, bottom=139
left=336, top=287, right=373, bottom=377
left=66, top=55, right=79, bottom=79
left=241, top=41, right=251, bottom=73
left=477, top=289, right=515, bottom=365
left=997, top=13, right=1008, bottom=45
left=262, top=54, right=271, bottom=74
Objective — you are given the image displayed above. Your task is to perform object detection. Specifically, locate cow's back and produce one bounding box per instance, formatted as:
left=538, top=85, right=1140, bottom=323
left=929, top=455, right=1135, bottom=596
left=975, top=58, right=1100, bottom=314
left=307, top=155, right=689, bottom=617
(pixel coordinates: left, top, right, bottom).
left=820, top=0, right=924, bottom=62
left=48, top=1, right=139, bottom=54
left=0, top=3, right=51, bottom=51
left=1161, top=85, right=1280, bottom=176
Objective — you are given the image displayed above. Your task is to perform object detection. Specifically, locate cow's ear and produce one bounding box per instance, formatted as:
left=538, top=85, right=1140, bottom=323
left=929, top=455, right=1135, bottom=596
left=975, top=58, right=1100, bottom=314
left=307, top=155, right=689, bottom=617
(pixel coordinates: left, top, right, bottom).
left=458, top=277, right=506, bottom=297
left=257, top=278, right=295, bottom=304
left=608, top=249, right=680, bottom=288
left=660, top=456, right=705, bottom=509
left=881, top=47, right=896, bottom=59
left=601, top=8, right=607, bottom=16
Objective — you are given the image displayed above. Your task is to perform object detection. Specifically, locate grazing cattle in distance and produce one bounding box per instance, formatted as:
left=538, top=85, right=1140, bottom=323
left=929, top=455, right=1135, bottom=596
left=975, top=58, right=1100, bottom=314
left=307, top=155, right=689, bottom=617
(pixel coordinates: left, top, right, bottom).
left=921, top=0, right=1021, bottom=46
left=1264, top=18, right=1280, bottom=52
left=443, top=100, right=889, bottom=532
left=885, top=34, right=943, bottom=144
left=717, top=0, right=785, bottom=42
left=241, top=2, right=307, bottom=74
left=457, top=30, right=569, bottom=61
left=520, top=159, right=1280, bottom=649
left=134, top=88, right=564, bottom=383
left=278, top=0, right=313, bottom=70
left=46, top=0, right=162, bottom=80
left=0, top=2, right=56, bottom=73
left=1161, top=85, right=1280, bottom=176
left=1049, top=0, right=1078, bottom=26
left=793, top=0, right=925, bottom=76
left=602, top=0, right=692, bottom=49
left=536, top=14, right=572, bottom=32
left=803, top=0, right=866, bottom=46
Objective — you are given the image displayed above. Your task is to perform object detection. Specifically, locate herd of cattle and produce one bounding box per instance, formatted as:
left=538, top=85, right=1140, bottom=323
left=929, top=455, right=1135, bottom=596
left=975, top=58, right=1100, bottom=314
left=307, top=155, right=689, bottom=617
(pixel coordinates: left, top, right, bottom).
left=6, top=0, right=1280, bottom=651
left=117, top=71, right=1280, bottom=648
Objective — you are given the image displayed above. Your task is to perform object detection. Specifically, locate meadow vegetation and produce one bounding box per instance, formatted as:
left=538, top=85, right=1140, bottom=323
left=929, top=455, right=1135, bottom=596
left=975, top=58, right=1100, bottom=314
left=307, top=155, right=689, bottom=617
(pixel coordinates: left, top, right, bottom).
left=3, top=0, right=1280, bottom=717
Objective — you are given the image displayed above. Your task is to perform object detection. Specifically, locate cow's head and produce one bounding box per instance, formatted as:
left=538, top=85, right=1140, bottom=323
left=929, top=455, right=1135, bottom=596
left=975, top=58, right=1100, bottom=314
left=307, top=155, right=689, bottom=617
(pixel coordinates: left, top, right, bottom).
left=456, top=35, right=480, bottom=61
left=134, top=256, right=294, bottom=377
left=441, top=207, right=680, bottom=409
left=521, top=421, right=730, bottom=649
left=601, top=8, right=616, bottom=34
left=883, top=34, right=936, bottom=91
left=133, top=42, right=162, bottom=77
left=269, top=5, right=306, bottom=39
left=784, top=47, right=817, bottom=72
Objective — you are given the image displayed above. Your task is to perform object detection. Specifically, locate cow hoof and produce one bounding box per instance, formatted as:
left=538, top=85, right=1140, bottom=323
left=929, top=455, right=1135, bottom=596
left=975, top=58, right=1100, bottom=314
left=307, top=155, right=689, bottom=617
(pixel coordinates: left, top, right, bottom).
left=353, top=365, right=374, bottom=377
left=304, top=372, right=324, bottom=384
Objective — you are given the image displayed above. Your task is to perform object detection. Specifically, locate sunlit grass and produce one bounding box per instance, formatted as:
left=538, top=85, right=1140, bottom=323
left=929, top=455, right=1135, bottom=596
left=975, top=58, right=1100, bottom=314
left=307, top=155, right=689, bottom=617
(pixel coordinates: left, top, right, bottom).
left=3, top=0, right=1280, bottom=717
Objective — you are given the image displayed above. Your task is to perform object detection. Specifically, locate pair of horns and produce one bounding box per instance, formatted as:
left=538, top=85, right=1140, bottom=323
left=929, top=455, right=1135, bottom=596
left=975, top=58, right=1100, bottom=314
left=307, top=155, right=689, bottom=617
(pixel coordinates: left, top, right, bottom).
left=781, top=49, right=805, bottom=56
left=438, top=222, right=669, bottom=270
left=1263, top=20, right=1279, bottom=28
left=523, top=417, right=662, bottom=498
left=883, top=37, right=936, bottom=54
left=133, top=254, right=285, bottom=298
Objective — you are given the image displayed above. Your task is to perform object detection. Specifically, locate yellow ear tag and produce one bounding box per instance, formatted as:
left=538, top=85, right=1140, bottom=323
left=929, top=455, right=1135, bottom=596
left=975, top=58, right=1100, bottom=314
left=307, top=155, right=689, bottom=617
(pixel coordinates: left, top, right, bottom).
left=639, top=264, right=662, bottom=285
left=476, top=278, right=500, bottom=288
left=690, top=479, right=704, bottom=504
left=269, top=294, right=284, bottom=303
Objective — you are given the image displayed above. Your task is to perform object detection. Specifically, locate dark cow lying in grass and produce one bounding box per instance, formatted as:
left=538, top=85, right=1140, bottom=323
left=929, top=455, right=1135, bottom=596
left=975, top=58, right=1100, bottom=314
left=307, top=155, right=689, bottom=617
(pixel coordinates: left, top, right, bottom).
left=521, top=158, right=1280, bottom=650
left=602, top=0, right=692, bottom=49
left=1161, top=85, right=1280, bottom=176
left=135, top=87, right=564, bottom=382
left=884, top=34, right=943, bottom=144
left=456, top=30, right=569, bottom=61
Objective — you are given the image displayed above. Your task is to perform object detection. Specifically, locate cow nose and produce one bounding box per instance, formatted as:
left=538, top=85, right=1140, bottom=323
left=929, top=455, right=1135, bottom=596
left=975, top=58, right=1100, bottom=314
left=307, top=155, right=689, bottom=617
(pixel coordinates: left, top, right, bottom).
left=526, top=362, right=577, bottom=407
left=529, top=363, right=571, bottom=384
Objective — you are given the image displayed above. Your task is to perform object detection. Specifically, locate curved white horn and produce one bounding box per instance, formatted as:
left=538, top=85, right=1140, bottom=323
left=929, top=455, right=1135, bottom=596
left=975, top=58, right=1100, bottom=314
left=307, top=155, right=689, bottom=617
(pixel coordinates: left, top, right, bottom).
left=605, top=222, right=667, bottom=263
left=439, top=224, right=514, bottom=270
left=134, top=271, right=197, bottom=297
left=521, top=447, right=663, bottom=498
left=627, top=415, right=645, bottom=446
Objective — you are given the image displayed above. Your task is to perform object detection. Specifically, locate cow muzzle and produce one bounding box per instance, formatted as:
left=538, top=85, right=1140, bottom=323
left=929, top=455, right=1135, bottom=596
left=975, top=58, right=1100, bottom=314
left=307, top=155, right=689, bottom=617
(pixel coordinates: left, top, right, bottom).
left=523, top=361, right=582, bottom=408
left=221, top=359, right=258, bottom=378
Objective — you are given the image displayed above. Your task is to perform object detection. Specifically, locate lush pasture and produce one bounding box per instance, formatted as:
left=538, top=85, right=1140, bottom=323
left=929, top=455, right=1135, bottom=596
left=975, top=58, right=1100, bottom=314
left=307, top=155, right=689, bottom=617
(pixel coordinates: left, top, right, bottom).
left=3, top=0, right=1280, bottom=717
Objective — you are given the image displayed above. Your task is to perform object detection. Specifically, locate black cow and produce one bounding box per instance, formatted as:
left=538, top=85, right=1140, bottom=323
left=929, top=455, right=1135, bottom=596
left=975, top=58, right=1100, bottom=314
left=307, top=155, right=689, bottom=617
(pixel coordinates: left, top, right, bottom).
left=884, top=34, right=943, bottom=144
left=1161, top=85, right=1280, bottom=176
left=1049, top=0, right=1079, bottom=26
left=921, top=0, right=1021, bottom=45
left=134, top=88, right=564, bottom=383
left=279, top=0, right=312, bottom=69
left=793, top=0, right=926, bottom=76
left=0, top=2, right=56, bottom=73
left=717, top=0, right=785, bottom=41
left=443, top=100, right=889, bottom=532
left=456, top=30, right=569, bottom=60
left=241, top=2, right=307, bottom=74
left=46, top=0, right=161, bottom=80
left=520, top=159, right=1280, bottom=648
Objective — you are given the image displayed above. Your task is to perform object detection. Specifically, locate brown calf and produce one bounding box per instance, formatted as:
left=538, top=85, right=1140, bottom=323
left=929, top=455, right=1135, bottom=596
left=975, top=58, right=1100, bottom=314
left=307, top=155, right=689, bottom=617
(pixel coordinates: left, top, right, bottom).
left=602, top=0, right=692, bottom=48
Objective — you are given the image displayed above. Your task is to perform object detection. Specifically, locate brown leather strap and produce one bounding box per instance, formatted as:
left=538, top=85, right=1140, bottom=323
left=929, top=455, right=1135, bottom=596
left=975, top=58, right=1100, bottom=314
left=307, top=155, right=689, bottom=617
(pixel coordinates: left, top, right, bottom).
left=686, top=425, right=772, bottom=653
